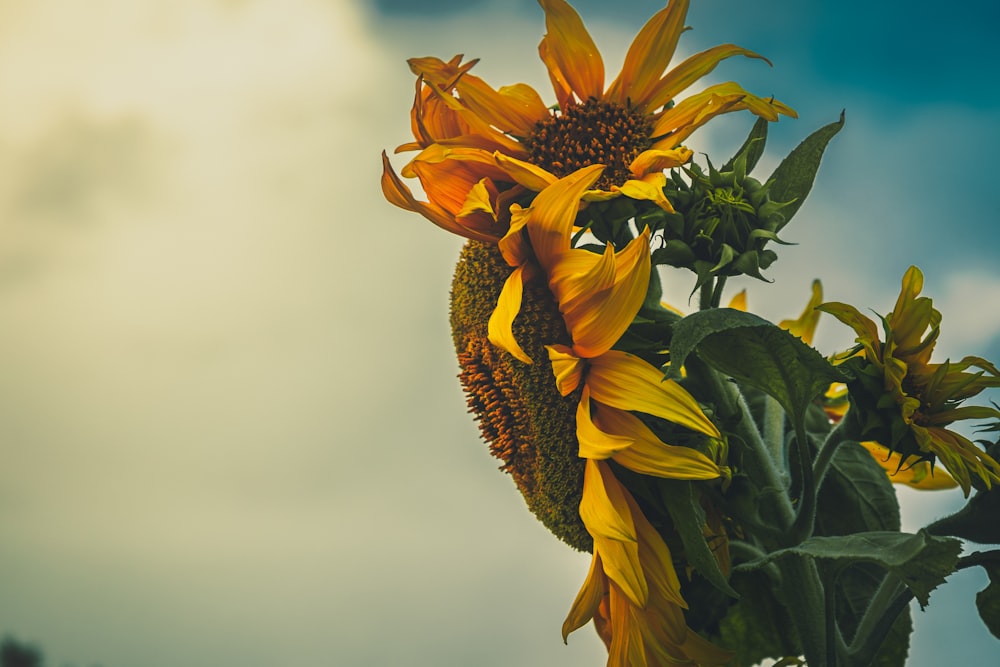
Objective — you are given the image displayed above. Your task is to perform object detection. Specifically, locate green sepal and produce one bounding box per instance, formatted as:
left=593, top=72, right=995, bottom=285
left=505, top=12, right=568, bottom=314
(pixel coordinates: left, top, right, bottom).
left=975, top=558, right=1000, bottom=639
left=767, top=111, right=845, bottom=231
left=734, top=530, right=962, bottom=609
left=659, top=479, right=740, bottom=598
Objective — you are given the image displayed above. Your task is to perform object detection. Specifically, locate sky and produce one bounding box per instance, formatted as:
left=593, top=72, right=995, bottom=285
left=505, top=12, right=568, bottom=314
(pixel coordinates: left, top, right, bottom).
left=0, top=1, right=997, bottom=665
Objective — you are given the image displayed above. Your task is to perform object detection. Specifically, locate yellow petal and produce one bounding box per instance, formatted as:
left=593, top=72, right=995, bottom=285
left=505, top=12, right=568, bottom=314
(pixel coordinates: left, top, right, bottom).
left=587, top=350, right=721, bottom=437
left=629, top=147, right=693, bottom=179
left=546, top=344, right=585, bottom=396
left=614, top=174, right=675, bottom=212
left=497, top=203, right=532, bottom=267
left=817, top=301, right=883, bottom=363
left=580, top=461, right=648, bottom=606
left=779, top=279, right=823, bottom=345
left=563, top=231, right=651, bottom=358
left=629, top=492, right=686, bottom=609
left=576, top=386, right=634, bottom=460
left=727, top=289, right=747, bottom=311
left=487, top=265, right=533, bottom=364
left=593, top=404, right=722, bottom=480
left=606, top=0, right=689, bottom=108
left=457, top=178, right=498, bottom=220
left=561, top=551, right=607, bottom=643
left=643, top=44, right=771, bottom=113
left=538, top=0, right=605, bottom=103
left=494, top=153, right=558, bottom=191
left=527, top=164, right=605, bottom=269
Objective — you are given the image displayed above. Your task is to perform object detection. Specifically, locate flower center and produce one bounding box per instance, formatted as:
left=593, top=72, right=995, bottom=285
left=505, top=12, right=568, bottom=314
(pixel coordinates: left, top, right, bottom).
left=525, top=99, right=653, bottom=190
left=450, top=240, right=591, bottom=552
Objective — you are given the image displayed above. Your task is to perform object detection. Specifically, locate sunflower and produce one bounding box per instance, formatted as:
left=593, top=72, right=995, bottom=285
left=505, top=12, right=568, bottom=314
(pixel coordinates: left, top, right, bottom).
left=819, top=266, right=1000, bottom=494
left=381, top=0, right=795, bottom=242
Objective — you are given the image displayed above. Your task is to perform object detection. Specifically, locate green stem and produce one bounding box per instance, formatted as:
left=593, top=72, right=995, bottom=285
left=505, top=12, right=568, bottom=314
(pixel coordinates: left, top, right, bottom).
left=762, top=396, right=787, bottom=481
left=783, top=556, right=829, bottom=667
left=699, top=280, right=714, bottom=311
left=710, top=275, right=728, bottom=308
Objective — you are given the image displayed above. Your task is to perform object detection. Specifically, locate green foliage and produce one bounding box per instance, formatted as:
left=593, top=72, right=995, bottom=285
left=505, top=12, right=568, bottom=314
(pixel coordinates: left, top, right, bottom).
left=737, top=531, right=962, bottom=609
left=767, top=112, right=846, bottom=231
left=658, top=479, right=739, bottom=598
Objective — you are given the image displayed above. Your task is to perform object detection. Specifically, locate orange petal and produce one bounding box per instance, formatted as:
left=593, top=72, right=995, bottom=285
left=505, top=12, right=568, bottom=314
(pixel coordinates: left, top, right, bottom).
left=538, top=0, right=605, bottom=103
left=494, top=153, right=558, bottom=191
left=643, top=44, right=771, bottom=113
left=606, top=0, right=689, bottom=107
left=561, top=551, right=607, bottom=642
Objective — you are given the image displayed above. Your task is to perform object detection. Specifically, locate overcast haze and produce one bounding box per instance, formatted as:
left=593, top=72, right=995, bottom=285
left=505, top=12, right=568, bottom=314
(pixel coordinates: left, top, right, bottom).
left=1, top=1, right=997, bottom=665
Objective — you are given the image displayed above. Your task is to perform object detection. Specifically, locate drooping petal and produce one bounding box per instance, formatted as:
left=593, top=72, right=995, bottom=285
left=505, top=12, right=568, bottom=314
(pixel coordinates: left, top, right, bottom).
left=487, top=265, right=533, bottom=364
left=580, top=460, right=648, bottom=606
left=605, top=0, right=688, bottom=107
left=587, top=350, right=721, bottom=437
left=779, top=279, right=823, bottom=345
left=381, top=152, right=500, bottom=242
left=497, top=203, right=533, bottom=268
left=576, top=386, right=634, bottom=460
left=628, top=492, right=686, bottom=609
left=817, top=301, right=883, bottom=362
left=642, top=44, right=771, bottom=113
left=538, top=0, right=605, bottom=103
left=561, top=551, right=607, bottom=642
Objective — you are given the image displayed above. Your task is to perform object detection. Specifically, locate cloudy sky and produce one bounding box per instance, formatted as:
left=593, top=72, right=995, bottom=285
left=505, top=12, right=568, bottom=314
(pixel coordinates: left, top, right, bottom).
left=0, top=1, right=997, bottom=665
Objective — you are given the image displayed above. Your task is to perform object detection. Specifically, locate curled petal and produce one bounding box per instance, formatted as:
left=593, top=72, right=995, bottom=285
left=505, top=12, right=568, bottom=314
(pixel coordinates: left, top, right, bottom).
left=860, top=441, right=958, bottom=491
left=817, top=301, right=883, bottom=363
left=629, top=147, right=693, bottom=179
left=547, top=344, right=585, bottom=395
left=576, top=386, right=633, bottom=460
left=487, top=265, right=532, bottom=364
left=527, top=165, right=606, bottom=269
left=381, top=152, right=500, bottom=242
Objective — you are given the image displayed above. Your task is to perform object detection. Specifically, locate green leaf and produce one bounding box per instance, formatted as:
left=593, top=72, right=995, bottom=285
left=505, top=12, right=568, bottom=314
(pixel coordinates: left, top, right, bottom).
left=927, top=481, right=1000, bottom=544
left=736, top=530, right=962, bottom=608
left=667, top=309, right=846, bottom=447
left=767, top=111, right=845, bottom=230
left=659, top=480, right=739, bottom=598
left=716, top=567, right=802, bottom=666
left=976, top=559, right=1000, bottom=639
left=722, top=116, right=769, bottom=175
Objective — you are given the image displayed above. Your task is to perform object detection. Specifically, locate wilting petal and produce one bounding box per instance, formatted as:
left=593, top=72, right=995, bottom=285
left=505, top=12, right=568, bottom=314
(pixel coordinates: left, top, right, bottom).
left=381, top=152, right=500, bottom=242
left=779, top=279, right=823, bottom=345
left=457, top=178, right=499, bottom=220
left=562, top=551, right=607, bottom=643
left=527, top=165, right=605, bottom=269
left=629, top=147, right=693, bottom=178
left=547, top=344, right=585, bottom=395
left=643, top=44, right=771, bottom=113
left=487, top=265, right=532, bottom=364
left=606, top=0, right=688, bottom=107
left=497, top=204, right=532, bottom=267
left=588, top=350, right=721, bottom=437
left=538, top=0, right=605, bottom=103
